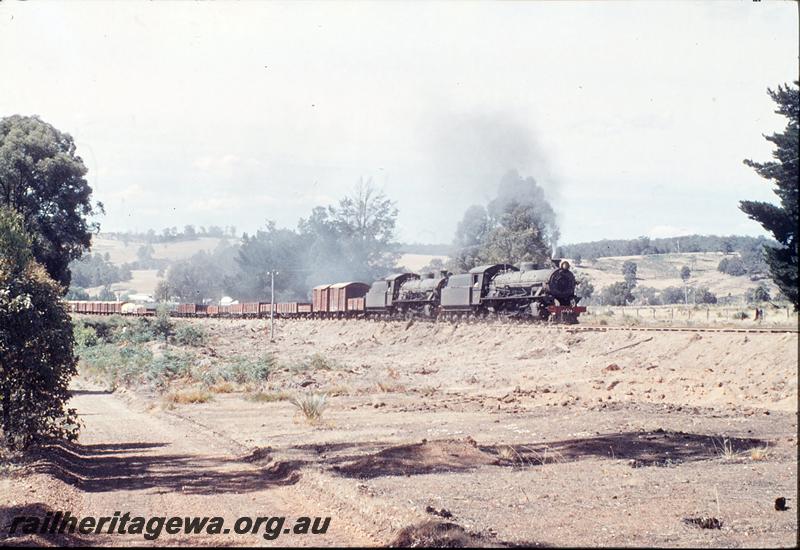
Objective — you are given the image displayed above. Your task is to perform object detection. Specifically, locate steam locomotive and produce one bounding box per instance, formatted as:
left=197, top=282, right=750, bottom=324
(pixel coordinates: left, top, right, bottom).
left=67, top=259, right=586, bottom=324
left=364, top=259, right=584, bottom=323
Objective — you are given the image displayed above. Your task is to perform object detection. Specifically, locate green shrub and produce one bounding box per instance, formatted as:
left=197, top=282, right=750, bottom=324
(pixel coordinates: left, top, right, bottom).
left=78, top=343, right=153, bottom=389
left=289, top=353, right=340, bottom=373
left=745, top=283, right=771, bottom=304
left=152, top=305, right=174, bottom=342
left=173, top=324, right=206, bottom=347
left=76, top=343, right=197, bottom=391
left=127, top=318, right=155, bottom=343
left=73, top=322, right=98, bottom=347
left=219, top=355, right=276, bottom=384
left=146, top=352, right=193, bottom=388
left=77, top=316, right=154, bottom=344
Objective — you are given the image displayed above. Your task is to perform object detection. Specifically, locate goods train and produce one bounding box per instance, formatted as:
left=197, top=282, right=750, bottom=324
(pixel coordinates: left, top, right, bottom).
left=67, top=260, right=586, bottom=324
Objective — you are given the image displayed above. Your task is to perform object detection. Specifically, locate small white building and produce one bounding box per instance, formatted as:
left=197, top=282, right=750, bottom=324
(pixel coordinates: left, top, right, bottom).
left=126, top=293, right=154, bottom=303
left=219, top=296, right=240, bottom=306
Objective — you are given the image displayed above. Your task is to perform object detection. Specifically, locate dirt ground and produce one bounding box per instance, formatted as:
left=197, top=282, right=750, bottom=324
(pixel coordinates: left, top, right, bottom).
left=2, top=318, right=797, bottom=547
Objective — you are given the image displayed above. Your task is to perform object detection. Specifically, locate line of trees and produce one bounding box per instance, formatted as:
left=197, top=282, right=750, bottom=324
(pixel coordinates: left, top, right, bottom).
left=155, top=179, right=400, bottom=304
left=69, top=253, right=133, bottom=289
left=560, top=234, right=773, bottom=267
left=106, top=225, right=239, bottom=246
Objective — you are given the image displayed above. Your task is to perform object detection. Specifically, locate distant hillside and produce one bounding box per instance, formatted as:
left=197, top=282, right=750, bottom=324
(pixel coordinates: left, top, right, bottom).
left=560, top=234, right=776, bottom=259
left=572, top=251, right=779, bottom=305
left=74, top=234, right=235, bottom=299
left=89, top=235, right=229, bottom=265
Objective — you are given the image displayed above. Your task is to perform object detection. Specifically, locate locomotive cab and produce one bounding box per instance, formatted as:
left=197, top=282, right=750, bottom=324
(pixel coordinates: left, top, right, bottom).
left=365, top=272, right=420, bottom=311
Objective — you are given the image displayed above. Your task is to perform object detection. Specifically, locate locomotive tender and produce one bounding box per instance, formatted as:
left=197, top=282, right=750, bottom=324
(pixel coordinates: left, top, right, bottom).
left=68, top=260, right=585, bottom=324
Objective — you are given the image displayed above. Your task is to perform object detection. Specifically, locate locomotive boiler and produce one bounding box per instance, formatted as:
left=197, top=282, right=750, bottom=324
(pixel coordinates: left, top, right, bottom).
left=483, top=260, right=583, bottom=322
left=393, top=269, right=450, bottom=317
left=440, top=260, right=584, bottom=323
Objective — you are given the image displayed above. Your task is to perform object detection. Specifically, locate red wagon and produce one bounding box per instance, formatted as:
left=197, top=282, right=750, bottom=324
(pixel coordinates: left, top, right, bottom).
left=330, top=282, right=370, bottom=315
left=312, top=284, right=332, bottom=314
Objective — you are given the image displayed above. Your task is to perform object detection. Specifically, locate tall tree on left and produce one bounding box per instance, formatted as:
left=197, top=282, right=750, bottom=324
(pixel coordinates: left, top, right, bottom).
left=0, top=207, right=79, bottom=449
left=0, top=115, right=102, bottom=289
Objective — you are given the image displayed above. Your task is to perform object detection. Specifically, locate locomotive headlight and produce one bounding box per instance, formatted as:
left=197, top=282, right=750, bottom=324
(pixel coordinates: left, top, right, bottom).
left=560, top=260, right=571, bottom=270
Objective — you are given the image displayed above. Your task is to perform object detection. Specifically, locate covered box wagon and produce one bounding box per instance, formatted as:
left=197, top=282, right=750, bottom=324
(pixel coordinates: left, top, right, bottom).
left=329, top=282, right=370, bottom=313
left=312, top=284, right=332, bottom=313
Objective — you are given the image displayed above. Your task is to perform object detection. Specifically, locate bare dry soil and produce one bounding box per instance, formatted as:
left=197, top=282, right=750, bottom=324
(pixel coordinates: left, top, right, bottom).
left=2, top=318, right=797, bottom=547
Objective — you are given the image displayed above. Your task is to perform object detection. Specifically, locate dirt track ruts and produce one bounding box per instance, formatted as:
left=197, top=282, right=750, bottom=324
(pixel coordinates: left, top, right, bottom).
left=3, top=385, right=376, bottom=547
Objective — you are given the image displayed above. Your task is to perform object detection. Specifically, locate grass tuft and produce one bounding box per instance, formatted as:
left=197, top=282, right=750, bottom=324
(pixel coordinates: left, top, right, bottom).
left=375, top=381, right=406, bottom=393
left=749, top=446, right=770, bottom=461
left=247, top=391, right=290, bottom=403
left=208, top=381, right=236, bottom=394
left=290, top=393, right=328, bottom=423
left=163, top=388, right=213, bottom=405
left=713, top=437, right=738, bottom=461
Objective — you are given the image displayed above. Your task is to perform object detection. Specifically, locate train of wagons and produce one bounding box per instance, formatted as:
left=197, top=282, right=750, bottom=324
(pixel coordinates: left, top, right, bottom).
left=67, top=259, right=587, bottom=324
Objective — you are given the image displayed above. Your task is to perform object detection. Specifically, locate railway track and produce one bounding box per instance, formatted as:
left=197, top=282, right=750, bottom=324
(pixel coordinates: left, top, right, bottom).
left=70, top=310, right=797, bottom=334
left=535, top=324, right=798, bottom=334
left=362, top=317, right=798, bottom=334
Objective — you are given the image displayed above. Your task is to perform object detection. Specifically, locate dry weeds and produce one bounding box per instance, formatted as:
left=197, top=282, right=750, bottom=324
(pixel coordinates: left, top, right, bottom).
left=291, top=393, right=328, bottom=424
left=163, top=388, right=213, bottom=406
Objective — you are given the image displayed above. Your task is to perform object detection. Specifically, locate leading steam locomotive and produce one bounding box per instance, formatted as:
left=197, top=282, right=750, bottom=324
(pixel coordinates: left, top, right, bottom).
left=67, top=259, right=586, bottom=324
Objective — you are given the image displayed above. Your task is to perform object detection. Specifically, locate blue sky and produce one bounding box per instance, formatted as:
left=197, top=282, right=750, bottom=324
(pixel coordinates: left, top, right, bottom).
left=1, top=1, right=797, bottom=245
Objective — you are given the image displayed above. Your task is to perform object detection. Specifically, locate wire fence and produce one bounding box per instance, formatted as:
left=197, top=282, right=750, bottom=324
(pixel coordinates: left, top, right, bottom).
left=583, top=304, right=798, bottom=327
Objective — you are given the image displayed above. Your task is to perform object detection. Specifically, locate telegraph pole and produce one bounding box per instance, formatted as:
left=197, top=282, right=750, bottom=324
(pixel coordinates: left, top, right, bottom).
left=269, top=270, right=278, bottom=341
